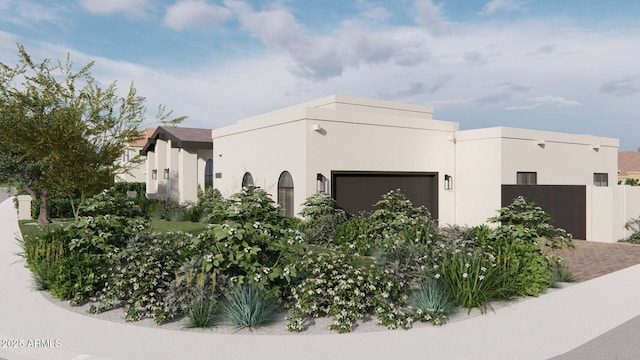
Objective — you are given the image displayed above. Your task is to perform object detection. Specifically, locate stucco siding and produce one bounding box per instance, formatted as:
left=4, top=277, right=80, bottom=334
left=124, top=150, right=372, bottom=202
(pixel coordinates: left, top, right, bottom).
left=213, top=120, right=307, bottom=211
left=305, top=114, right=456, bottom=223
left=454, top=131, right=503, bottom=227
left=499, top=128, right=618, bottom=186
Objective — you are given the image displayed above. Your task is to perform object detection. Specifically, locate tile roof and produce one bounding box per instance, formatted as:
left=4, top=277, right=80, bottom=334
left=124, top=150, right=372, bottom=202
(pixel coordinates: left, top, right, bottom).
left=618, top=149, right=640, bottom=176
left=159, top=126, right=213, bottom=143
left=129, top=128, right=155, bottom=148
left=140, top=126, right=213, bottom=154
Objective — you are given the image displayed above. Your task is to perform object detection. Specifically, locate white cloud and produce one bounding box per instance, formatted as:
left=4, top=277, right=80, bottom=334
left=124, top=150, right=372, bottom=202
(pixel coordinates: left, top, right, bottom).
left=0, top=0, right=70, bottom=28
left=479, top=0, right=523, bottom=16
left=354, top=0, right=392, bottom=22
left=414, top=0, right=451, bottom=35
left=600, top=76, right=640, bottom=97
left=384, top=73, right=453, bottom=99
left=164, top=1, right=232, bottom=30
left=506, top=96, right=581, bottom=111
left=12, top=1, right=640, bottom=148
left=505, top=104, right=540, bottom=111
left=223, top=1, right=431, bottom=80
left=529, top=96, right=581, bottom=107
left=0, top=31, right=17, bottom=49
left=80, top=0, right=151, bottom=17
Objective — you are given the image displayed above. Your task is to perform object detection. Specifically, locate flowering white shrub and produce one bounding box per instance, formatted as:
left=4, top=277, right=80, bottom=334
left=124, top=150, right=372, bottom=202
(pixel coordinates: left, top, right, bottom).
left=286, top=252, right=411, bottom=333
left=90, top=232, right=194, bottom=323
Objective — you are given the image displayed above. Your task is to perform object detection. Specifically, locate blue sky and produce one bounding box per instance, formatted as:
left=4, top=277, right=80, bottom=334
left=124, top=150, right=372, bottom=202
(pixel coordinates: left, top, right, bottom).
left=1, top=0, right=639, bottom=149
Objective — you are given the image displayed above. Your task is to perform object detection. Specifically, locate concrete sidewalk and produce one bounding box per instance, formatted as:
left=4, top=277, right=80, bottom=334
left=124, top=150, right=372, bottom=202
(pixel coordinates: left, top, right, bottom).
left=1, top=197, right=640, bottom=360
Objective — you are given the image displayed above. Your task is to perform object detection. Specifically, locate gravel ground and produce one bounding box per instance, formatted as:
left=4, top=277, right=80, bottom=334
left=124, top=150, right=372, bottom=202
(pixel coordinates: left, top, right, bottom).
left=39, top=285, right=569, bottom=336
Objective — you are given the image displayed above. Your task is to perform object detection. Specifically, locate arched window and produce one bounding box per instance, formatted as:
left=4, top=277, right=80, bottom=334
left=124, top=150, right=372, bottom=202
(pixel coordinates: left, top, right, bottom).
left=278, top=171, right=294, bottom=217
left=242, top=172, right=254, bottom=188
left=204, top=159, right=213, bottom=188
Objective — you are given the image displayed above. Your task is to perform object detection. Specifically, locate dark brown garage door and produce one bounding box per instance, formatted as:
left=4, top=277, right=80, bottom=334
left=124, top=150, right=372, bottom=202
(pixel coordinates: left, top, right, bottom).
left=501, top=185, right=586, bottom=239
left=332, top=171, right=438, bottom=219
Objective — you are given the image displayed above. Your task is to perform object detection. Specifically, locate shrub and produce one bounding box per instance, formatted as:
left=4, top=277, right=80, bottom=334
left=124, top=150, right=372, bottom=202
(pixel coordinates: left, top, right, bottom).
left=23, top=216, right=141, bottom=304
left=221, top=283, right=277, bottom=329
left=48, top=254, right=105, bottom=304
left=299, top=192, right=346, bottom=245
left=333, top=217, right=374, bottom=255
left=489, top=196, right=573, bottom=251
left=163, top=257, right=225, bottom=321
left=80, top=188, right=144, bottom=217
left=622, top=217, right=640, bottom=244
left=91, top=232, right=195, bottom=323
left=438, top=252, right=509, bottom=313
left=480, top=197, right=576, bottom=297
left=113, top=182, right=146, bottom=197
left=408, top=280, right=455, bottom=325
left=369, top=189, right=436, bottom=239
left=184, top=205, right=204, bottom=223
left=490, top=226, right=552, bottom=297
left=376, top=240, right=431, bottom=290
left=23, top=229, right=67, bottom=290
left=549, top=260, right=575, bottom=286
left=151, top=200, right=188, bottom=221
left=226, top=186, right=283, bottom=225
left=198, top=187, right=228, bottom=224
left=194, top=221, right=302, bottom=296
left=31, top=197, right=75, bottom=219
left=287, top=251, right=411, bottom=333
left=66, top=215, right=150, bottom=255
left=184, top=291, right=217, bottom=328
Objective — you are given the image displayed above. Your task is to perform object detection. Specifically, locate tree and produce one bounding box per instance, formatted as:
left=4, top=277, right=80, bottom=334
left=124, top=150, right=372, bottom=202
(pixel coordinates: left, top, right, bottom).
left=0, top=45, right=180, bottom=223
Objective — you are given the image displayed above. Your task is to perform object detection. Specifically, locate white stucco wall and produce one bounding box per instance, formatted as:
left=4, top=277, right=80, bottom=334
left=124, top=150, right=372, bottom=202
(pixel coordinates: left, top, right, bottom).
left=213, top=120, right=307, bottom=204
left=454, top=129, right=503, bottom=226
left=498, top=127, right=618, bottom=185
left=588, top=185, right=640, bottom=242
left=212, top=96, right=620, bottom=239
left=114, top=146, right=146, bottom=183
left=145, top=150, right=156, bottom=195
left=304, top=107, right=457, bottom=224
left=144, top=138, right=213, bottom=204
left=454, top=127, right=619, bottom=228
left=213, top=95, right=457, bottom=219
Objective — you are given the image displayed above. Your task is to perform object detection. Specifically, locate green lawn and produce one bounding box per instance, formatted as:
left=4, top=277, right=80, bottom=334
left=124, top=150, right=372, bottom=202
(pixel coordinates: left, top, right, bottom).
left=18, top=219, right=70, bottom=242
left=149, top=218, right=208, bottom=235
left=17, top=217, right=209, bottom=242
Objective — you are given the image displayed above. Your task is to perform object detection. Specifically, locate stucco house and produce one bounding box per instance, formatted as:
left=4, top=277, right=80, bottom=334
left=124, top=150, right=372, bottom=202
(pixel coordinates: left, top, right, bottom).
left=141, top=126, right=213, bottom=203
left=213, top=95, right=621, bottom=241
left=115, top=128, right=155, bottom=183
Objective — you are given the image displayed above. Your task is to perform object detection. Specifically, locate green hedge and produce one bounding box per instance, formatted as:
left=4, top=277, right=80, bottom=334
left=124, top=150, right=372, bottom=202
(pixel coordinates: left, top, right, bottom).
left=31, top=198, right=75, bottom=219
left=30, top=182, right=147, bottom=220
left=114, top=182, right=146, bottom=197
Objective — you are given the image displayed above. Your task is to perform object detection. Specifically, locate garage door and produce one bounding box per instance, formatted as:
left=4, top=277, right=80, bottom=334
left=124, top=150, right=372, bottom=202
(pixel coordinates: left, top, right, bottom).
left=331, top=171, right=439, bottom=219
left=501, top=185, right=586, bottom=239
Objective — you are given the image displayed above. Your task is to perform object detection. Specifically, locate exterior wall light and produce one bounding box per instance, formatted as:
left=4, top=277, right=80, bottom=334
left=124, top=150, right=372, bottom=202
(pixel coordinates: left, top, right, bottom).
left=536, top=139, right=546, bottom=147
left=313, top=124, right=323, bottom=132
left=151, top=169, right=158, bottom=180
left=316, top=173, right=326, bottom=192
left=444, top=174, right=453, bottom=190
left=163, top=168, right=170, bottom=179
left=592, top=144, right=600, bottom=151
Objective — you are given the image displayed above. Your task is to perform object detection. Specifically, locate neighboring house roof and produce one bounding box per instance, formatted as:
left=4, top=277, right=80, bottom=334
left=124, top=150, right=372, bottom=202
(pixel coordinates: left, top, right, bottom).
left=129, top=128, right=155, bottom=148
left=141, top=126, right=213, bottom=154
left=618, top=149, right=640, bottom=176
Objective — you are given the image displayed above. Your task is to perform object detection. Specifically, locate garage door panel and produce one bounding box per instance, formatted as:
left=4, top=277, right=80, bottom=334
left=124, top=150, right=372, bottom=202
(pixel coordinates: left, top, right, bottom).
left=501, top=185, right=586, bottom=239
left=332, top=171, right=438, bottom=219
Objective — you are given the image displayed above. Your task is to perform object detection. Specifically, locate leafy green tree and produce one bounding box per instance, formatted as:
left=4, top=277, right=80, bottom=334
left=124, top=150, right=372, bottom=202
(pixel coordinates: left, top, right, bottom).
left=0, top=45, right=181, bottom=223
